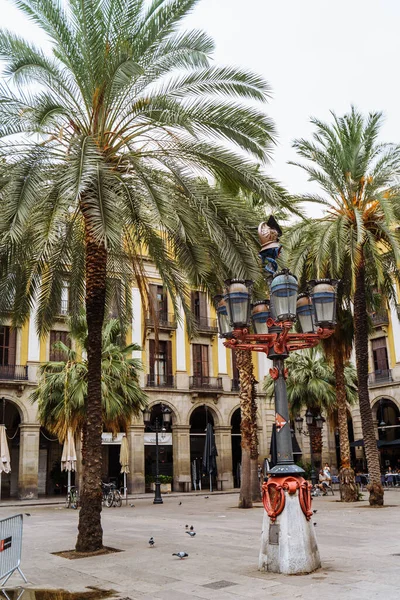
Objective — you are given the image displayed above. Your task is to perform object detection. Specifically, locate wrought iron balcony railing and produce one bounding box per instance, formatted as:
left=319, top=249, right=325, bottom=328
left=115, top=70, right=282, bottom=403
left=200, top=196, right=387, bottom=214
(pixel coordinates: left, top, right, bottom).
left=146, top=374, right=175, bottom=388
left=370, top=310, right=389, bottom=327
left=58, top=299, right=69, bottom=316
left=368, top=369, right=393, bottom=385
left=194, top=316, right=218, bottom=334
left=0, top=364, right=28, bottom=381
left=231, top=378, right=240, bottom=391
left=189, top=376, right=223, bottom=391
left=145, top=311, right=177, bottom=330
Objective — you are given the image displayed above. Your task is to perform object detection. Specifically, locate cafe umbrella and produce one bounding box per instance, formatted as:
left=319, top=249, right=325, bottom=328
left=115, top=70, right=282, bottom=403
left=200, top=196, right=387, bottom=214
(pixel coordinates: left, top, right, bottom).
left=120, top=435, right=130, bottom=503
left=0, top=425, right=11, bottom=501
left=202, top=422, right=218, bottom=492
left=61, top=428, right=77, bottom=494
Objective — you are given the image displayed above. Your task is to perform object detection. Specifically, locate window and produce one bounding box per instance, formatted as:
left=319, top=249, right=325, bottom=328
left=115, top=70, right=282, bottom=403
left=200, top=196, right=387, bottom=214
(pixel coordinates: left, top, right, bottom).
left=49, top=330, right=71, bottom=362
left=60, top=281, right=70, bottom=316
left=372, top=337, right=389, bottom=374
left=192, top=344, right=209, bottom=379
left=149, top=339, right=172, bottom=385
left=0, top=327, right=16, bottom=366
left=150, top=285, right=167, bottom=319
left=191, top=291, right=207, bottom=326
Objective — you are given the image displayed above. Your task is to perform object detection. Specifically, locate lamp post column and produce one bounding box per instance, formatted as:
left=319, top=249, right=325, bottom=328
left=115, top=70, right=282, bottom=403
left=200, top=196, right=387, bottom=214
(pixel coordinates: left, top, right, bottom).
left=153, top=419, right=163, bottom=505
left=309, top=427, right=317, bottom=486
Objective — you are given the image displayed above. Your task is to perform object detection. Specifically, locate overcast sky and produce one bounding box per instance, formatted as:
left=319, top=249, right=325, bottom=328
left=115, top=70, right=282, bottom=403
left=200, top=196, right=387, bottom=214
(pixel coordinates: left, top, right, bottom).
left=1, top=0, right=400, bottom=217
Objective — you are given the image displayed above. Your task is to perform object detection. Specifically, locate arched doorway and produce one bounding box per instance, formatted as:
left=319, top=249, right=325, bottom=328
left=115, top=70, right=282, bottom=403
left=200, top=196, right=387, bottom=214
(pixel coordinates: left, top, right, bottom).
left=231, top=408, right=241, bottom=488
left=144, top=403, right=174, bottom=491
left=39, top=428, right=65, bottom=496
left=376, top=399, right=400, bottom=470
left=190, top=405, right=215, bottom=491
left=0, top=398, right=20, bottom=498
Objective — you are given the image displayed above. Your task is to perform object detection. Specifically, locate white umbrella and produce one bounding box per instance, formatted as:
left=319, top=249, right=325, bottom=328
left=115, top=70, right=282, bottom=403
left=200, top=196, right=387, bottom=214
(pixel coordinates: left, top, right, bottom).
left=120, top=435, right=130, bottom=502
left=0, top=425, right=11, bottom=501
left=61, top=428, right=77, bottom=494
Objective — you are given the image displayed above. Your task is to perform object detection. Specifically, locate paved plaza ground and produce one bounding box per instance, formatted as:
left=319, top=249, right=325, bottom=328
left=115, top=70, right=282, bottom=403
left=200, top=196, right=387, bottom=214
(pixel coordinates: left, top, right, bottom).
left=0, top=490, right=399, bottom=600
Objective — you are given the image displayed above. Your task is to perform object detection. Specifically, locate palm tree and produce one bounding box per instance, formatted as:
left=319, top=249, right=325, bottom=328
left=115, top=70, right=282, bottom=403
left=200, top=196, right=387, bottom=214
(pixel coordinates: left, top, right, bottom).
left=286, top=107, right=400, bottom=505
left=265, top=347, right=357, bottom=460
left=0, top=0, right=284, bottom=550
left=31, top=317, right=147, bottom=441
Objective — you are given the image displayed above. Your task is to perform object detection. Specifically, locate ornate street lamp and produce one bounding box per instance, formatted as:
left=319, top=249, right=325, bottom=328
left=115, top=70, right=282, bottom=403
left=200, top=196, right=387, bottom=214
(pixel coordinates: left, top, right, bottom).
left=143, top=405, right=172, bottom=505
left=214, top=216, right=337, bottom=576
left=214, top=295, right=233, bottom=338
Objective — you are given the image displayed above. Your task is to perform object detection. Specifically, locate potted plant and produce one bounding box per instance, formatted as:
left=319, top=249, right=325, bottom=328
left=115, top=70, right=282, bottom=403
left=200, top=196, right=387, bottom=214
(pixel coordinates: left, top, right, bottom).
left=148, top=475, right=173, bottom=493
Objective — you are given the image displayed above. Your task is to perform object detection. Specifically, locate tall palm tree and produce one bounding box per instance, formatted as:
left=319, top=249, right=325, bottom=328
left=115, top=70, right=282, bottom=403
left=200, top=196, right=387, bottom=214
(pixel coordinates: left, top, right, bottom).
left=265, top=347, right=357, bottom=458
left=0, top=0, right=284, bottom=550
left=31, top=317, right=147, bottom=441
left=287, top=107, right=400, bottom=505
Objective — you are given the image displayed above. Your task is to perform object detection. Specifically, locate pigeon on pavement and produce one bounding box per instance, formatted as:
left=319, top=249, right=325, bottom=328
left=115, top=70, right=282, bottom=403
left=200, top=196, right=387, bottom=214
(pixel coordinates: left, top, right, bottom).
left=173, top=552, right=189, bottom=559
left=186, top=531, right=196, bottom=537
left=178, top=501, right=182, bottom=505
left=130, top=504, right=135, bottom=507
left=204, top=496, right=209, bottom=499
left=190, top=525, right=194, bottom=531
left=185, top=524, right=189, bottom=528
left=149, top=537, right=155, bottom=547
left=313, top=509, right=317, bottom=514
left=24, top=513, right=31, bottom=517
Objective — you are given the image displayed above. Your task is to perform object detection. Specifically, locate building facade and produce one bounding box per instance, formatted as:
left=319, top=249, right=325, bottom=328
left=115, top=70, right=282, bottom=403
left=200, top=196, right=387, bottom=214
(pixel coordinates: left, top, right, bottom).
left=1, top=275, right=399, bottom=499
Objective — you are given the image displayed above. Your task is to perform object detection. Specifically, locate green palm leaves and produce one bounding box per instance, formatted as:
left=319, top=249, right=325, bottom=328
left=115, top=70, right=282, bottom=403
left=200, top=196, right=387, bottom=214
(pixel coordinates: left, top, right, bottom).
left=0, top=0, right=284, bottom=336
left=31, top=317, right=147, bottom=441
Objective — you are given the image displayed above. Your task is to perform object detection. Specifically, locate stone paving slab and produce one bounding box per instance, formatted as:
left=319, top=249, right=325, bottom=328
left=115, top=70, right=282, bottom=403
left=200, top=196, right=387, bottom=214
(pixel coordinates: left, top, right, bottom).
left=0, top=491, right=399, bottom=600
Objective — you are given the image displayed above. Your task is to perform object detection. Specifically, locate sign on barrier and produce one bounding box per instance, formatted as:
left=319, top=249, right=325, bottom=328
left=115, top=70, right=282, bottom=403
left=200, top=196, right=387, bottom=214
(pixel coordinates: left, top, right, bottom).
left=0, top=514, right=27, bottom=587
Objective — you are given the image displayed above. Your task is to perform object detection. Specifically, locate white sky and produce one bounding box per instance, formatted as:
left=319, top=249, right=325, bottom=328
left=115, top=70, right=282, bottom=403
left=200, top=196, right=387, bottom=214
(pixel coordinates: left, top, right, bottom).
left=1, top=0, right=400, bottom=217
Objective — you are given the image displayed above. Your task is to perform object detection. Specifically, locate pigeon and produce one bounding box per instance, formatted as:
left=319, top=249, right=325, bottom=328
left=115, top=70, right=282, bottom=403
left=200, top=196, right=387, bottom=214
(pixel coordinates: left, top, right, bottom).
left=186, top=531, right=196, bottom=537
left=172, top=552, right=188, bottom=559
left=130, top=504, right=135, bottom=508
left=178, top=502, right=182, bottom=505
left=190, top=525, right=194, bottom=531
left=204, top=496, right=209, bottom=499
left=313, top=523, right=317, bottom=527
left=185, top=525, right=189, bottom=528
left=313, top=509, right=317, bottom=514
left=24, top=513, right=31, bottom=517
left=149, top=537, right=155, bottom=547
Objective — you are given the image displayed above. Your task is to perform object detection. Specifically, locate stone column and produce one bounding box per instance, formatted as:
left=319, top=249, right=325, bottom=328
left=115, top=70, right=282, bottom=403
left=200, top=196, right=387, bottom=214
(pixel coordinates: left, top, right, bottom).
left=128, top=424, right=145, bottom=493
left=172, top=425, right=191, bottom=492
left=18, top=424, right=40, bottom=499
left=214, top=425, right=234, bottom=490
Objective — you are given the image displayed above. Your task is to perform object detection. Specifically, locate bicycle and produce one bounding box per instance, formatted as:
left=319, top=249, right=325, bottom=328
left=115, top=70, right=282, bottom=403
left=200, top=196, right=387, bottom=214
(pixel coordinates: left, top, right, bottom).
left=102, top=482, right=122, bottom=507
left=65, top=486, right=79, bottom=509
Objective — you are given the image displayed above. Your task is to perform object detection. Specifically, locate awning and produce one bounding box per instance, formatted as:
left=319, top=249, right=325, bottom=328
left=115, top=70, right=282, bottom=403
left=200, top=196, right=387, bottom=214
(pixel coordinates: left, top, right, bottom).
left=350, top=438, right=400, bottom=449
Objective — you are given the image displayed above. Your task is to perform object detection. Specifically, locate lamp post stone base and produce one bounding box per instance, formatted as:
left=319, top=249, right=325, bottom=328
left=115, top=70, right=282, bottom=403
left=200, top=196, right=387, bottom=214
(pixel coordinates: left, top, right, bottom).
left=258, top=479, right=321, bottom=575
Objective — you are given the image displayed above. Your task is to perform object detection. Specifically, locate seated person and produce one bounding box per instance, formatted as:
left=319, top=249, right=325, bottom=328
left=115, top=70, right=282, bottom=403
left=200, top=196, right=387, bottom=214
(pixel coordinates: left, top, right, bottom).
left=318, top=469, right=331, bottom=495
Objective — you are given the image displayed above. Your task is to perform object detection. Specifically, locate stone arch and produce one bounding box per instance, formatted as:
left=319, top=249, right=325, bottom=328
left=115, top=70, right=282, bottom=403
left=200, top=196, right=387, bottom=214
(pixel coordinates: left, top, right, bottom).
left=371, top=395, right=400, bottom=418
left=0, top=394, right=27, bottom=424
left=187, top=402, right=222, bottom=427
left=228, top=404, right=241, bottom=426
left=144, top=399, right=181, bottom=426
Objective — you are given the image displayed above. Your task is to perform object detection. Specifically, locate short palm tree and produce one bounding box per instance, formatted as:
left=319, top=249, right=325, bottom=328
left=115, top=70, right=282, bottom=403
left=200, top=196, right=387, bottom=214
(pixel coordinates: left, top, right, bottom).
left=286, top=107, right=400, bottom=505
left=0, top=0, right=285, bottom=550
left=31, top=317, right=147, bottom=441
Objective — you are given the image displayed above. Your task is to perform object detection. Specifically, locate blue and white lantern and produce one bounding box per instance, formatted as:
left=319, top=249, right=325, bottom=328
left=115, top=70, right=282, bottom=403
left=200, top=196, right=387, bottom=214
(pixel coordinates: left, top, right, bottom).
left=270, top=270, right=298, bottom=321
left=309, top=279, right=337, bottom=328
left=214, top=295, right=233, bottom=338
left=224, top=279, right=253, bottom=329
left=296, top=294, right=316, bottom=333
left=251, top=300, right=270, bottom=334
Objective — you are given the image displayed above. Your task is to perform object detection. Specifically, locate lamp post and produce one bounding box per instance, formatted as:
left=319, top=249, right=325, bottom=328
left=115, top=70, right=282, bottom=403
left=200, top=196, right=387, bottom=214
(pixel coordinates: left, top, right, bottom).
left=295, top=412, right=325, bottom=486
left=143, top=405, right=172, bottom=504
left=214, top=216, right=337, bottom=575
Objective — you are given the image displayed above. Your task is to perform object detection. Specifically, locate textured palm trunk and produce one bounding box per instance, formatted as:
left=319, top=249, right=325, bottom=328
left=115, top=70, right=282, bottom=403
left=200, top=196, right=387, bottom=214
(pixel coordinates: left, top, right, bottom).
left=354, top=262, right=384, bottom=506
left=76, top=217, right=107, bottom=551
left=334, top=351, right=358, bottom=502
left=250, top=457, right=261, bottom=502
left=250, top=377, right=261, bottom=501
left=236, top=349, right=254, bottom=508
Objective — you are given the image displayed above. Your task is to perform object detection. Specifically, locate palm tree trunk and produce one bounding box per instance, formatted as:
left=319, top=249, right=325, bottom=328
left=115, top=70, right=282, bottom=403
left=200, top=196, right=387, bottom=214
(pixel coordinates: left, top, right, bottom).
left=334, top=351, right=358, bottom=502
left=354, top=261, right=384, bottom=506
left=76, top=218, right=107, bottom=552
left=250, top=378, right=261, bottom=501
left=236, top=349, right=253, bottom=508
left=250, top=457, right=261, bottom=502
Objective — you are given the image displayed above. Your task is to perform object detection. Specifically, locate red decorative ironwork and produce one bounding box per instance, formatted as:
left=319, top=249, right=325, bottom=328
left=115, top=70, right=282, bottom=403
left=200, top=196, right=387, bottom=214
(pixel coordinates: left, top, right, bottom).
left=262, top=476, right=313, bottom=523
left=223, top=322, right=334, bottom=356
left=269, top=367, right=279, bottom=380
left=275, top=413, right=287, bottom=431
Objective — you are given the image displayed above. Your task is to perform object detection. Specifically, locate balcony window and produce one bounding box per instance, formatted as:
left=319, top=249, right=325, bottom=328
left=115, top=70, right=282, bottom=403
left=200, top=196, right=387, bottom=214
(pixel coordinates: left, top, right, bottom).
left=148, top=339, right=173, bottom=387
left=372, top=337, right=389, bottom=379
left=49, top=330, right=71, bottom=362
left=191, top=291, right=218, bottom=333
left=0, top=326, right=16, bottom=368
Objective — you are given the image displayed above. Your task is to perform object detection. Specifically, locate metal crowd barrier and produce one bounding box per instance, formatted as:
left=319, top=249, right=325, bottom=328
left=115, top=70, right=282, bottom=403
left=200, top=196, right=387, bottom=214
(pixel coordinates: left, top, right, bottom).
left=0, top=514, right=27, bottom=587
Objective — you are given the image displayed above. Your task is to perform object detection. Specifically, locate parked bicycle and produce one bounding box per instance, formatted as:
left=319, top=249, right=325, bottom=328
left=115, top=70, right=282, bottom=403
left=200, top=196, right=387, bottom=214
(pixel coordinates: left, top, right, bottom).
left=101, top=482, right=122, bottom=507
left=65, top=486, right=79, bottom=509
